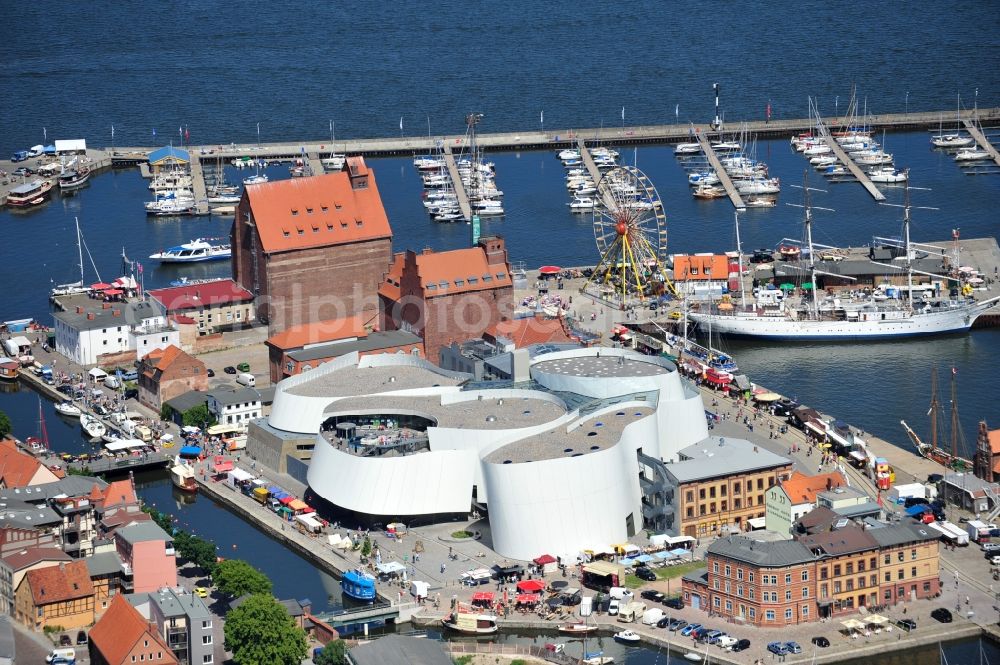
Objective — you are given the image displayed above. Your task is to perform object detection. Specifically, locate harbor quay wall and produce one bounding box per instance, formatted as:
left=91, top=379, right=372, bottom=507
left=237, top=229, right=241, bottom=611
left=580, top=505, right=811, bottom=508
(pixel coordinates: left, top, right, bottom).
left=190, top=470, right=392, bottom=605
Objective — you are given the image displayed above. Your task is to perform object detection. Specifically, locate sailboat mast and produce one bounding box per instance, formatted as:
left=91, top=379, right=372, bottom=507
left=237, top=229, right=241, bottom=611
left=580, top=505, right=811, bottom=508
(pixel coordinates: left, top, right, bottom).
left=904, top=184, right=913, bottom=312
left=950, top=368, right=959, bottom=461
left=75, top=217, right=84, bottom=287
left=38, top=397, right=49, bottom=450
left=734, top=210, right=746, bottom=308
left=930, top=367, right=939, bottom=451
left=804, top=176, right=819, bottom=320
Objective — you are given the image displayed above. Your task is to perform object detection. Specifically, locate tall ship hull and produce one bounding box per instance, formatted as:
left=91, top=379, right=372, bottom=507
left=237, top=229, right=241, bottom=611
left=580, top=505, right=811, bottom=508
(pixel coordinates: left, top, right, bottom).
left=689, top=297, right=998, bottom=341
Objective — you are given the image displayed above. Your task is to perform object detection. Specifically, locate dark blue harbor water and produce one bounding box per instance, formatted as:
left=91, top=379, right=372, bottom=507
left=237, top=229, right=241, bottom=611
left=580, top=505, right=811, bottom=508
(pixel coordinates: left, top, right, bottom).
left=1, top=2, right=998, bottom=152
left=2, top=2, right=999, bottom=655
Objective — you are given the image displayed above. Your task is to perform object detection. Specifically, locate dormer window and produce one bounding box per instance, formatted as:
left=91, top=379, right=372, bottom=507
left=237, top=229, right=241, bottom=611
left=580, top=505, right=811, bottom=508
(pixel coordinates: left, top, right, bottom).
left=291, top=209, right=299, bottom=216
left=306, top=208, right=313, bottom=214
left=321, top=206, right=329, bottom=213
left=282, top=229, right=290, bottom=237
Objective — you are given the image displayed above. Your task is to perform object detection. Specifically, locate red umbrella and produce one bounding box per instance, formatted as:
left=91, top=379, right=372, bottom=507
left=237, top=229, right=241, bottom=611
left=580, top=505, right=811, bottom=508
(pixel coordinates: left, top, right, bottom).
left=91, top=282, right=112, bottom=290
left=538, top=265, right=562, bottom=275
left=516, top=579, right=546, bottom=593
left=103, top=288, right=124, bottom=296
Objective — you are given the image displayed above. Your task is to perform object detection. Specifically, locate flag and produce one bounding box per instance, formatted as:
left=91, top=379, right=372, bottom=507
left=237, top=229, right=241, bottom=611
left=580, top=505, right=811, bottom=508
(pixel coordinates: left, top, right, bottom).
left=179, top=126, right=183, bottom=137
left=43, top=127, right=47, bottom=141
left=399, top=116, right=403, bottom=131
left=675, top=104, right=679, bottom=119
left=184, top=127, right=189, bottom=141
left=766, top=102, right=772, bottom=120
left=137, top=262, right=143, bottom=275
left=111, top=125, right=115, bottom=138
left=621, top=106, right=625, bottom=121
left=540, top=110, right=543, bottom=124
left=153, top=128, right=157, bottom=138
left=952, top=367, right=957, bottom=376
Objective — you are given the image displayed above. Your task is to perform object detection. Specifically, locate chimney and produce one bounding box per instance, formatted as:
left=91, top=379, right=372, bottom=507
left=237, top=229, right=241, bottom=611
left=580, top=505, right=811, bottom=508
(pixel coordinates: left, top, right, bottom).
left=102, top=303, right=111, bottom=310
left=112, top=310, right=121, bottom=317
left=826, top=477, right=833, bottom=491
left=86, top=313, right=95, bottom=320
left=76, top=306, right=84, bottom=314
left=479, top=235, right=507, bottom=266
left=422, top=247, right=434, bottom=255
left=753, top=446, right=758, bottom=453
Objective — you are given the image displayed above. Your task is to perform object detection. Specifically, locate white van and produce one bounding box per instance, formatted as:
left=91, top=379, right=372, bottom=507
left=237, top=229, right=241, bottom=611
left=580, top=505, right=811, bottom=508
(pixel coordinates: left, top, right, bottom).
left=236, top=372, right=255, bottom=387
left=641, top=607, right=664, bottom=625
left=617, top=601, right=646, bottom=623
left=716, top=635, right=738, bottom=649
left=47, top=648, right=76, bottom=663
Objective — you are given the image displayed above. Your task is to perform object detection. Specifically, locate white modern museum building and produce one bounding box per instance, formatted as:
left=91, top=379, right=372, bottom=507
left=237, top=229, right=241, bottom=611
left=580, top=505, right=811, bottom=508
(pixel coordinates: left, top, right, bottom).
left=256, top=345, right=709, bottom=560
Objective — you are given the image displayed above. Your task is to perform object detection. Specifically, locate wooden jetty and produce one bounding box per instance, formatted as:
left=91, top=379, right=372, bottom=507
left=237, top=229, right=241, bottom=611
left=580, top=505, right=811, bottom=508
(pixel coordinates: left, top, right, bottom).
left=188, top=153, right=210, bottom=214
left=306, top=151, right=324, bottom=176
left=696, top=133, right=746, bottom=209
left=821, top=135, right=887, bottom=201
left=963, top=119, right=1000, bottom=167
left=576, top=137, right=604, bottom=186
left=67, top=449, right=174, bottom=476
left=441, top=144, right=472, bottom=221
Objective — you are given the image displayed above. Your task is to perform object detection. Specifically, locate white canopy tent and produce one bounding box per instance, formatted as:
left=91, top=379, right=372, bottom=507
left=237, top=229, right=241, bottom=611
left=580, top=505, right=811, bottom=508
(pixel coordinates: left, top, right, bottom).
left=54, top=139, right=87, bottom=153
left=105, top=439, right=146, bottom=451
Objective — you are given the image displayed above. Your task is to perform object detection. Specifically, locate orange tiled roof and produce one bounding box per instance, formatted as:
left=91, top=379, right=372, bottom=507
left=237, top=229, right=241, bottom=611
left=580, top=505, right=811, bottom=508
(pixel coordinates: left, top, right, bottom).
left=673, top=254, right=731, bottom=281
left=485, top=315, right=575, bottom=348
left=0, top=438, right=46, bottom=488
left=90, top=595, right=176, bottom=665
left=25, top=560, right=93, bottom=605
left=266, top=314, right=367, bottom=351
left=779, top=470, right=847, bottom=504
left=101, top=479, right=138, bottom=508
left=244, top=169, right=391, bottom=254
left=380, top=248, right=512, bottom=301
left=989, top=428, right=1000, bottom=455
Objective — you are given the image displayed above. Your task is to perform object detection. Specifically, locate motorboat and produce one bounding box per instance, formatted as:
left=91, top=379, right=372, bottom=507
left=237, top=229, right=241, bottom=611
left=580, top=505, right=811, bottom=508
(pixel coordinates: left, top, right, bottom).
left=568, top=196, right=596, bottom=212
left=613, top=630, right=641, bottom=644
left=809, top=155, right=837, bottom=167
left=582, top=655, right=614, bottom=665
left=688, top=171, right=720, bottom=186
left=558, top=623, right=598, bottom=635
left=778, top=244, right=802, bottom=260
left=683, top=653, right=704, bottom=662
left=341, top=569, right=376, bottom=601
left=102, top=429, right=122, bottom=444
left=745, top=197, right=777, bottom=208
left=954, top=148, right=991, bottom=162
left=868, top=167, right=908, bottom=183
left=207, top=194, right=241, bottom=205
left=557, top=149, right=580, bottom=161
left=674, top=142, right=701, bottom=155
left=853, top=150, right=893, bottom=166
left=692, top=185, right=726, bottom=200
left=170, top=459, right=198, bottom=492
left=242, top=173, right=268, bottom=185
left=736, top=178, right=781, bottom=195
left=322, top=154, right=346, bottom=170
left=6, top=179, right=54, bottom=207
left=149, top=238, right=231, bottom=263
left=80, top=414, right=106, bottom=439
left=145, top=199, right=194, bottom=216
left=58, top=167, right=91, bottom=191
left=442, top=610, right=499, bottom=635
left=54, top=401, right=82, bottom=418
left=711, top=140, right=741, bottom=151
left=803, top=144, right=832, bottom=156
left=413, top=156, right=446, bottom=170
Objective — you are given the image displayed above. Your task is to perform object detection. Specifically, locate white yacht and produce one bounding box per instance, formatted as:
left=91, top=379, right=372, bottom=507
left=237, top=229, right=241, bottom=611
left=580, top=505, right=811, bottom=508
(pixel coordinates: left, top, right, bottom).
left=954, top=148, right=991, bottom=162
left=674, top=142, right=701, bottom=155
left=853, top=150, right=894, bottom=166
left=567, top=196, right=596, bottom=211
left=931, top=135, right=974, bottom=148
left=149, top=239, right=232, bottom=263
left=736, top=178, right=781, bottom=195
left=81, top=414, right=106, bottom=439
left=868, top=167, right=908, bottom=183
left=242, top=173, right=268, bottom=185
left=55, top=402, right=82, bottom=418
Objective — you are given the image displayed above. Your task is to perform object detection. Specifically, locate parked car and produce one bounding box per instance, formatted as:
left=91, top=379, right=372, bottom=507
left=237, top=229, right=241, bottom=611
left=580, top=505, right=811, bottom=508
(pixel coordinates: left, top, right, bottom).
left=982, top=542, right=1000, bottom=552
left=207, top=368, right=215, bottom=377
left=701, top=630, right=724, bottom=644
left=224, top=366, right=237, bottom=374
left=59, top=634, right=72, bottom=646
left=811, top=636, right=830, bottom=648
left=608, top=599, right=620, bottom=616
left=635, top=566, right=657, bottom=582
left=668, top=619, right=686, bottom=632
left=641, top=590, right=665, bottom=603
left=931, top=608, right=953, bottom=623
left=898, top=618, right=917, bottom=631
left=663, top=596, right=684, bottom=609
left=237, top=362, right=251, bottom=372
left=194, top=587, right=208, bottom=598
left=680, top=623, right=701, bottom=637
left=731, top=639, right=751, bottom=652
left=123, top=388, right=138, bottom=400
left=12, top=166, right=34, bottom=176
left=76, top=630, right=88, bottom=644
left=785, top=641, right=802, bottom=654
left=767, top=642, right=790, bottom=656
left=120, top=369, right=138, bottom=381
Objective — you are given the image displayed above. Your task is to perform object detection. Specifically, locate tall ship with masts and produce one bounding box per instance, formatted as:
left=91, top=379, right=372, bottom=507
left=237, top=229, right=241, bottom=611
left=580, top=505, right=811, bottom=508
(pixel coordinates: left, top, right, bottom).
left=687, top=177, right=999, bottom=340
left=900, top=367, right=973, bottom=471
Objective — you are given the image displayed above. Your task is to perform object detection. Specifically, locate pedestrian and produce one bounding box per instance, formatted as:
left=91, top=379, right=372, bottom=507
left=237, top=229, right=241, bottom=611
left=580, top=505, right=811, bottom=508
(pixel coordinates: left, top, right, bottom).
left=441, top=562, right=446, bottom=574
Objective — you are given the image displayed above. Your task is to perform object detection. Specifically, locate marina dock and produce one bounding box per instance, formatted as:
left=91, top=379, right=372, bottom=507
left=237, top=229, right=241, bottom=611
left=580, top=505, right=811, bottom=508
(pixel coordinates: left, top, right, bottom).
left=821, top=135, right=887, bottom=201
left=306, top=151, right=324, bottom=176
left=963, top=118, right=1000, bottom=167
left=696, top=133, right=746, bottom=209
left=575, top=137, right=604, bottom=189
left=441, top=144, right=472, bottom=221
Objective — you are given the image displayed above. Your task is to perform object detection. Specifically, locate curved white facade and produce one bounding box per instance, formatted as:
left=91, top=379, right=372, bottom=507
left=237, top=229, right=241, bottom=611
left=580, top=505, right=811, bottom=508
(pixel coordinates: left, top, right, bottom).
left=264, top=346, right=713, bottom=560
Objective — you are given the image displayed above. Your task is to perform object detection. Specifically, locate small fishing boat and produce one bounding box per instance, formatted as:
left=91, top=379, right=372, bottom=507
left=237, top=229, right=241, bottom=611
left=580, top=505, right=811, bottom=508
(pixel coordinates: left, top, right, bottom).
left=6, top=179, right=54, bottom=207
left=441, top=610, right=499, bottom=635
left=149, top=238, right=231, bottom=263
left=170, top=458, right=198, bottom=492
left=683, top=652, right=704, bottom=662
left=613, top=630, right=640, bottom=644
left=54, top=401, right=82, bottom=418
left=558, top=622, right=598, bottom=635
left=582, top=653, right=614, bottom=665
left=58, top=167, right=92, bottom=191
left=341, top=569, right=376, bottom=602
left=80, top=414, right=106, bottom=439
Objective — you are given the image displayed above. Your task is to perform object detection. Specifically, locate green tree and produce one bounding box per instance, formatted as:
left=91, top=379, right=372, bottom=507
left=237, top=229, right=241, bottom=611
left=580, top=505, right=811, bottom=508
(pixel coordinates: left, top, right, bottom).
left=360, top=535, right=372, bottom=558
left=213, top=559, right=272, bottom=598
left=224, top=593, right=307, bottom=665
left=313, top=640, right=348, bottom=665
left=0, top=409, right=11, bottom=439
left=182, top=403, right=216, bottom=428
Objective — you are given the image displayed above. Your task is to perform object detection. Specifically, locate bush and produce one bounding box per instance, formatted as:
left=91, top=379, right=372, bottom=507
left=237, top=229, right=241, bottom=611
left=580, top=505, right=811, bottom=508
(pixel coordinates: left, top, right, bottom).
left=453, top=657, right=473, bottom=665
left=450, top=530, right=473, bottom=539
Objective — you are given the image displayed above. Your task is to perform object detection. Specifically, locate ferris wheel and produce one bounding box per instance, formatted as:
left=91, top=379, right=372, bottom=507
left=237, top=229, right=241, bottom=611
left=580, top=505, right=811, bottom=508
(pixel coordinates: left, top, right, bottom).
left=586, top=165, right=675, bottom=300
